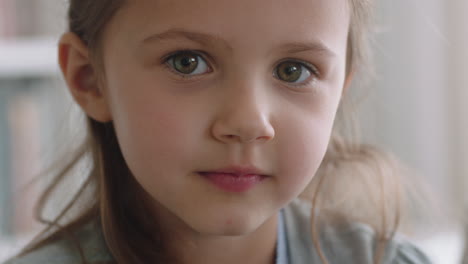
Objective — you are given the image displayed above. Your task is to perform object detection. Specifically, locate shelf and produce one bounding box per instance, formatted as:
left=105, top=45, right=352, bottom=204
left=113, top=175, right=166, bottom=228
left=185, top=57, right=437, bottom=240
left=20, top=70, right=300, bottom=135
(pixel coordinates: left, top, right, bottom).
left=0, top=37, right=60, bottom=79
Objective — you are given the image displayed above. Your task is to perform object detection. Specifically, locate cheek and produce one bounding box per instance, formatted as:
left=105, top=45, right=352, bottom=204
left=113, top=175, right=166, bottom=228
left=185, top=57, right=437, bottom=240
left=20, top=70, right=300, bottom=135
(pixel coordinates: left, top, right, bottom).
left=109, top=90, right=202, bottom=179
left=274, top=111, right=335, bottom=197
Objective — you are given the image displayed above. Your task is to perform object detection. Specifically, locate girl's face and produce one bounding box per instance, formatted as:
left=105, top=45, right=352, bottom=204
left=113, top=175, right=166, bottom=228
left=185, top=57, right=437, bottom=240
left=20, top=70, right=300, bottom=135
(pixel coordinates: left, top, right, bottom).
left=99, top=0, right=350, bottom=235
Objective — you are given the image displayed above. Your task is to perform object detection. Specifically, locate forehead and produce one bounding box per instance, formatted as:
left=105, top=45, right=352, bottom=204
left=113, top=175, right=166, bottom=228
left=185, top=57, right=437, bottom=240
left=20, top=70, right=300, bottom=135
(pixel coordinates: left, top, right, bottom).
left=105, top=0, right=350, bottom=56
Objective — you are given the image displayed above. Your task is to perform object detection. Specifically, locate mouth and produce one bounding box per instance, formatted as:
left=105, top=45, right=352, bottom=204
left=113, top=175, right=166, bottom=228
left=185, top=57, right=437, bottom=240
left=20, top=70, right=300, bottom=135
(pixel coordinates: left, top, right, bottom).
left=198, top=165, right=269, bottom=193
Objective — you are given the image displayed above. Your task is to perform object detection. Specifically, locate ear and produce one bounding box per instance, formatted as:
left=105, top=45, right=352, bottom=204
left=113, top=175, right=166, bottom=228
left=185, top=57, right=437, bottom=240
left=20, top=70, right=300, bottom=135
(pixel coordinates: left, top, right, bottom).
left=58, top=32, right=112, bottom=122
left=342, top=69, right=355, bottom=96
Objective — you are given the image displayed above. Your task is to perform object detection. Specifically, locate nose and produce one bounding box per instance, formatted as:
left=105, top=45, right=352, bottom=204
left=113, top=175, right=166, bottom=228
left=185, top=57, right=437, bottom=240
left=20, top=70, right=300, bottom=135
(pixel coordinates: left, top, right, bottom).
left=211, top=88, right=275, bottom=144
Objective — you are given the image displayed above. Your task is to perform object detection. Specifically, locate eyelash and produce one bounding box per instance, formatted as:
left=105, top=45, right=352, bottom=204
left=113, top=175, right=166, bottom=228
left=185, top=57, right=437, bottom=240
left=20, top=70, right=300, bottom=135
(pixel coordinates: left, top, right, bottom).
left=161, top=50, right=321, bottom=86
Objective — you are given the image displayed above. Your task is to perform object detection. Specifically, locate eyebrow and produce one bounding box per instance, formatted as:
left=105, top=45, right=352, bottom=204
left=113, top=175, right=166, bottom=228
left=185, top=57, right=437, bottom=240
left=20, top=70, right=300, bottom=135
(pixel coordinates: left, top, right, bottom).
left=142, top=28, right=336, bottom=57
left=142, top=28, right=233, bottom=52
left=277, top=42, right=336, bottom=58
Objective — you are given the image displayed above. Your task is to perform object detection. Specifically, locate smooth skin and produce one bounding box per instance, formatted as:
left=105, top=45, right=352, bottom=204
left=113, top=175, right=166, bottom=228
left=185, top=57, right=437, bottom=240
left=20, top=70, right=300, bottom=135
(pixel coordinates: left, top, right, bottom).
left=58, top=0, right=352, bottom=263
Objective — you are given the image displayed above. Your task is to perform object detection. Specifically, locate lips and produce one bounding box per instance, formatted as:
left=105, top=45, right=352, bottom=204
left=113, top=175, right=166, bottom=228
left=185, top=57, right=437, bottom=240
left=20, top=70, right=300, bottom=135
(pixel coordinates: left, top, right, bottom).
left=198, top=166, right=269, bottom=193
left=202, top=165, right=267, bottom=176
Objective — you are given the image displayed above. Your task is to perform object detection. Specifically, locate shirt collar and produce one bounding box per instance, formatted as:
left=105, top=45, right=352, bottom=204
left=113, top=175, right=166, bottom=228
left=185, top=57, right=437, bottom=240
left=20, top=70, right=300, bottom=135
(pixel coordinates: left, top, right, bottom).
left=276, top=209, right=290, bottom=264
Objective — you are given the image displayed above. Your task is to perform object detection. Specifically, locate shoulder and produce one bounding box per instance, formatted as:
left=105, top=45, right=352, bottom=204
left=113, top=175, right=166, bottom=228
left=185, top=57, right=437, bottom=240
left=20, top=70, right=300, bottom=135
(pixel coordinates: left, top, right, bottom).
left=282, top=198, right=433, bottom=264
left=2, top=221, right=113, bottom=264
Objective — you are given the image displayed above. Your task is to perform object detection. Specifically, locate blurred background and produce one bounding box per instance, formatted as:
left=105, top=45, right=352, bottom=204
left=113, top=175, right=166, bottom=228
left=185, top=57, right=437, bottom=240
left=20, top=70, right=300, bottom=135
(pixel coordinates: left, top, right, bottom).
left=0, top=0, right=467, bottom=263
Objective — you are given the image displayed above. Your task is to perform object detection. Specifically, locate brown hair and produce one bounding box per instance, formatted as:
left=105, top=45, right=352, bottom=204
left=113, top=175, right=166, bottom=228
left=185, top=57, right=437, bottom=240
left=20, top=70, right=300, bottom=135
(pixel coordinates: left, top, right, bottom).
left=16, top=0, right=403, bottom=263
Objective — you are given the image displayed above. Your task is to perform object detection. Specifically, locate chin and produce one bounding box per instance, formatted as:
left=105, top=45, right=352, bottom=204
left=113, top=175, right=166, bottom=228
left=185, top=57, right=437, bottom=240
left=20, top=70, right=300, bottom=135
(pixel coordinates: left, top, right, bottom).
left=187, top=210, right=269, bottom=237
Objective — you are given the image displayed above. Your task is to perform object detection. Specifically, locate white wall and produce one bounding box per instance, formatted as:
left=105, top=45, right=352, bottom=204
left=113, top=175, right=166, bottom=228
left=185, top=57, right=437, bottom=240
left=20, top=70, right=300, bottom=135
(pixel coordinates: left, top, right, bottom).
left=356, top=1, right=468, bottom=263
left=446, top=0, right=468, bottom=207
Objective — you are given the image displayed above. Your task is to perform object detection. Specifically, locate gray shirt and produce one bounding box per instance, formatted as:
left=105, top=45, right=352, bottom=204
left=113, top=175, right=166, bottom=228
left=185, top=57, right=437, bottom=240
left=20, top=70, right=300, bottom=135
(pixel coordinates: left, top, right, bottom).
left=4, top=198, right=432, bottom=264
left=281, top=199, right=432, bottom=264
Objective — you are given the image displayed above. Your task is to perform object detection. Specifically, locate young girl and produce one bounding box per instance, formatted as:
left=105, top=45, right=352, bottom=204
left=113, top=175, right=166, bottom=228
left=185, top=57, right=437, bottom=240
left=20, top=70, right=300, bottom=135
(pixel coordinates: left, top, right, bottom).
left=4, top=0, right=433, bottom=263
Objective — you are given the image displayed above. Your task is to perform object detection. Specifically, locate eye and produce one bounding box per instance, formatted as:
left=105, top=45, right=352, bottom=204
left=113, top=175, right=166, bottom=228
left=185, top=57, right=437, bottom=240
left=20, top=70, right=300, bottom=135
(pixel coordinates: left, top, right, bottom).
left=166, top=51, right=210, bottom=75
left=275, top=61, right=316, bottom=84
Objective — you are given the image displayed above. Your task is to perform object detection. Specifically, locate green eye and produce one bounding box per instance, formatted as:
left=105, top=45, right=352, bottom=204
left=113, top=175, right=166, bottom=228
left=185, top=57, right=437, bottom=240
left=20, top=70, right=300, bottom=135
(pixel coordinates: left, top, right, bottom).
left=168, top=52, right=209, bottom=75
left=276, top=61, right=312, bottom=83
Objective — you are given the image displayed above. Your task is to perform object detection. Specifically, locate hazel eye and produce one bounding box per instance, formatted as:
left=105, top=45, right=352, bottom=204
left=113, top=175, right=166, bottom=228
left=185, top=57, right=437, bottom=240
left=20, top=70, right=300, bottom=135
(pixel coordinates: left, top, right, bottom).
left=167, top=51, right=210, bottom=75
left=275, top=61, right=312, bottom=84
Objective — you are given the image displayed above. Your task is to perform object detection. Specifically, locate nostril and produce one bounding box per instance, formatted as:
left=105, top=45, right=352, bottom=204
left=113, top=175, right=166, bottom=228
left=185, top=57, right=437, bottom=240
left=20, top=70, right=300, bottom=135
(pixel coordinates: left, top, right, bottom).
left=221, top=133, right=274, bottom=143
left=257, top=135, right=272, bottom=141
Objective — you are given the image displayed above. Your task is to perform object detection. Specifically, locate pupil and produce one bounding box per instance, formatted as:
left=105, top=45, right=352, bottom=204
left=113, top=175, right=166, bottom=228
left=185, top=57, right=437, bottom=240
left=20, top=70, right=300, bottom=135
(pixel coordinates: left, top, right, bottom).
left=285, top=66, right=298, bottom=75
left=174, top=53, right=198, bottom=74
left=278, top=62, right=302, bottom=82
left=181, top=57, right=195, bottom=67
